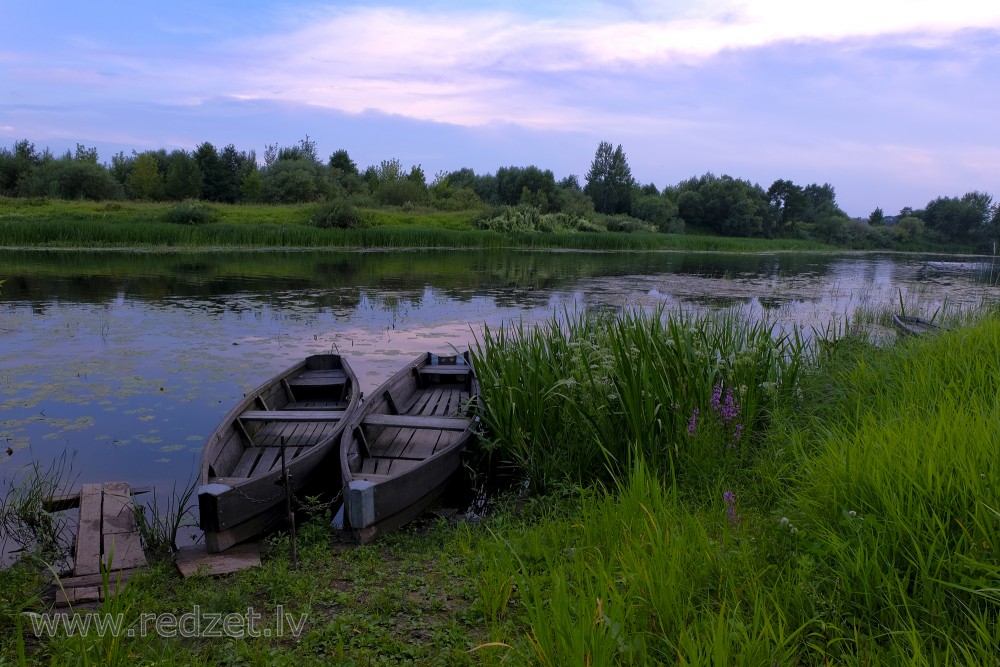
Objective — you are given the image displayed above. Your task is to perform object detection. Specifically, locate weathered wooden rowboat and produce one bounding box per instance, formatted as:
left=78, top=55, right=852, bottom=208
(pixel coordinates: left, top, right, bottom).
left=340, top=352, right=479, bottom=543
left=199, top=354, right=360, bottom=553
left=892, top=314, right=942, bottom=337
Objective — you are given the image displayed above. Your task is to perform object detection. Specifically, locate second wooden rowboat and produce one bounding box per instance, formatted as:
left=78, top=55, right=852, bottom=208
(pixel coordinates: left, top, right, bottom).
left=340, top=352, right=479, bottom=543
left=892, top=314, right=942, bottom=337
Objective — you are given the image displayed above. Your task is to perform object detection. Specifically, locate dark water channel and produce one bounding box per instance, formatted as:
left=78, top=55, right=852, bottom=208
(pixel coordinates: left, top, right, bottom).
left=1, top=248, right=997, bottom=549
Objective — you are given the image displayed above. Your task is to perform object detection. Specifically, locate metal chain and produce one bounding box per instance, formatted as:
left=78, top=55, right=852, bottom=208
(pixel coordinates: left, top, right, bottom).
left=223, top=476, right=343, bottom=511
left=228, top=482, right=287, bottom=505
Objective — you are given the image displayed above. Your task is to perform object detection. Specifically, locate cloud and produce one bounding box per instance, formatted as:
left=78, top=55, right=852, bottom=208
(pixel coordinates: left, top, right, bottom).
left=217, top=2, right=1000, bottom=129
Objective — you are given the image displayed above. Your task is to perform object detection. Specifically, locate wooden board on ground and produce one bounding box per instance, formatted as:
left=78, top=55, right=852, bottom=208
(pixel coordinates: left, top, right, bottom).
left=175, top=541, right=261, bottom=578
left=51, top=481, right=149, bottom=607
left=56, top=586, right=101, bottom=606
left=74, top=484, right=104, bottom=576
left=43, top=485, right=150, bottom=513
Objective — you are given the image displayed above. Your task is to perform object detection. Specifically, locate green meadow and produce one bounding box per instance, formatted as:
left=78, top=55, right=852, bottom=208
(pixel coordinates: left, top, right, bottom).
left=2, top=306, right=999, bottom=664
left=0, top=197, right=832, bottom=252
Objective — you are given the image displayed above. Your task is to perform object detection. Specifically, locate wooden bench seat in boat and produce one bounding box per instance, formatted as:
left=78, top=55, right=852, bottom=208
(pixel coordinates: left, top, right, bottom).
left=360, top=414, right=470, bottom=431
left=286, top=369, right=347, bottom=387
left=238, top=410, right=346, bottom=422
left=414, top=366, right=472, bottom=376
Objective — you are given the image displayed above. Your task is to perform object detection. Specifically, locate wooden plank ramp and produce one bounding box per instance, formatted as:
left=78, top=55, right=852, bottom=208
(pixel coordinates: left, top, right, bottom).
left=47, top=482, right=148, bottom=608
left=174, top=542, right=261, bottom=578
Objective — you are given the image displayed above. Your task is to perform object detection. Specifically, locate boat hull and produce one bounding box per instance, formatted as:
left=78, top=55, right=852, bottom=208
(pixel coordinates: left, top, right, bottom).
left=198, top=354, right=360, bottom=552
left=892, top=314, right=941, bottom=337
left=340, top=352, right=478, bottom=543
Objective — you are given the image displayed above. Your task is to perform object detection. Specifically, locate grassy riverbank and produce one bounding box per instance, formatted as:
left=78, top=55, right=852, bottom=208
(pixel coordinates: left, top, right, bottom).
left=2, top=308, right=998, bottom=664
left=0, top=197, right=833, bottom=252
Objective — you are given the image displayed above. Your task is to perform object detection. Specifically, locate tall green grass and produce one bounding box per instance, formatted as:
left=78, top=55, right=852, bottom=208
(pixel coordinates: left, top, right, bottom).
left=467, top=309, right=1000, bottom=665
left=461, top=459, right=813, bottom=665
left=774, top=315, right=1000, bottom=660
left=471, top=307, right=809, bottom=493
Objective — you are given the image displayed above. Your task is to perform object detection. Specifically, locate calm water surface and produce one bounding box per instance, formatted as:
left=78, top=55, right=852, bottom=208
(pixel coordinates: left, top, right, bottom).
left=1, top=248, right=997, bottom=505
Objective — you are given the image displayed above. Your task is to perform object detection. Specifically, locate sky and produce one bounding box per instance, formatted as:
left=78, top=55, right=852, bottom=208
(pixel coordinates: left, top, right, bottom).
left=3, top=0, right=1000, bottom=216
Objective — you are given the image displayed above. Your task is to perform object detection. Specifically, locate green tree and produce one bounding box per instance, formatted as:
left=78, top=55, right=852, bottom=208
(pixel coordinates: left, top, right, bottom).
left=494, top=166, right=556, bottom=209
left=802, top=183, right=846, bottom=222
left=217, top=144, right=252, bottom=203
left=0, top=139, right=40, bottom=196
left=869, top=207, right=885, bottom=226
left=367, top=158, right=428, bottom=205
left=262, top=158, right=325, bottom=203
left=108, top=151, right=134, bottom=189
left=74, top=144, right=99, bottom=164
left=552, top=176, right=595, bottom=220
left=128, top=152, right=164, bottom=200
left=766, top=179, right=806, bottom=233
left=164, top=151, right=203, bottom=201
left=675, top=173, right=768, bottom=237
left=194, top=142, right=225, bottom=201
left=584, top=141, right=635, bottom=215
left=924, top=191, right=993, bottom=243
left=21, top=155, right=121, bottom=200
left=328, top=149, right=361, bottom=194
left=240, top=166, right=263, bottom=203
left=631, top=194, right=679, bottom=232
left=893, top=216, right=925, bottom=243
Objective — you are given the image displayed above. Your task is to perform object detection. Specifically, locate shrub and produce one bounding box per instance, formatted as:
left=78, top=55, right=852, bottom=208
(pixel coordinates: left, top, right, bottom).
left=538, top=213, right=578, bottom=233
left=474, top=205, right=541, bottom=233
left=374, top=179, right=427, bottom=206
left=662, top=218, right=685, bottom=235
left=865, top=225, right=894, bottom=248
left=311, top=199, right=366, bottom=229
left=603, top=214, right=657, bottom=233
left=22, top=160, right=123, bottom=201
left=572, top=217, right=606, bottom=233
left=631, top=193, right=679, bottom=231
left=164, top=200, right=218, bottom=225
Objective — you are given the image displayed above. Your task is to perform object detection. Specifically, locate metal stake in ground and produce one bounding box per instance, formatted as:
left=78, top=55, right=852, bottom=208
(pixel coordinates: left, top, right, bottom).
left=279, top=436, right=298, bottom=567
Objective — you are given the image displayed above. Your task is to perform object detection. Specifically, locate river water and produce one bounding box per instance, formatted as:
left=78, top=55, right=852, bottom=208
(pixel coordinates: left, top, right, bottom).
left=1, top=248, right=997, bottom=518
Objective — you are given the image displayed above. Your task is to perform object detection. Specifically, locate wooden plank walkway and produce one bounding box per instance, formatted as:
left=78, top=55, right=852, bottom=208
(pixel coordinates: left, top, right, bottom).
left=47, top=482, right=148, bottom=607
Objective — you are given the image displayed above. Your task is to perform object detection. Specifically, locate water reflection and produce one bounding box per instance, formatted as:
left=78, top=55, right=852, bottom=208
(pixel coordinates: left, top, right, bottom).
left=1, top=248, right=998, bottom=500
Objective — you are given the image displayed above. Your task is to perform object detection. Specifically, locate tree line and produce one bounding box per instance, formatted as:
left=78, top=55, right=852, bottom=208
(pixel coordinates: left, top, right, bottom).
left=0, top=137, right=997, bottom=249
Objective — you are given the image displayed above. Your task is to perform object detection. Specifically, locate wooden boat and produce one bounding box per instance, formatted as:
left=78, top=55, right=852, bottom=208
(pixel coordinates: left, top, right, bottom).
left=198, top=354, right=360, bottom=553
left=892, top=314, right=942, bottom=337
left=340, top=352, right=479, bottom=543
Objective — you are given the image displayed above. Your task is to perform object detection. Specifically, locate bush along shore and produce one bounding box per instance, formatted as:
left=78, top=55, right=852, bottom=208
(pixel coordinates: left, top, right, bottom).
left=2, top=307, right=999, bottom=664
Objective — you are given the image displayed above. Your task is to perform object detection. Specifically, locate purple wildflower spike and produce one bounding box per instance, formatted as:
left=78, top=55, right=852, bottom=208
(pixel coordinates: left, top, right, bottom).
left=723, top=490, right=739, bottom=525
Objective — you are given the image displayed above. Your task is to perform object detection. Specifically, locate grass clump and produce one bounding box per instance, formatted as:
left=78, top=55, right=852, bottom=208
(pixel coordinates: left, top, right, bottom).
left=310, top=199, right=367, bottom=229
left=0, top=453, right=76, bottom=570
left=163, top=200, right=219, bottom=225
left=132, top=478, right=199, bottom=558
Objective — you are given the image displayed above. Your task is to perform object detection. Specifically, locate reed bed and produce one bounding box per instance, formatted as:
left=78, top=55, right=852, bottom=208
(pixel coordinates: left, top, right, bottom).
left=466, top=308, right=1000, bottom=664
left=471, top=307, right=809, bottom=493
left=0, top=217, right=831, bottom=251
left=0, top=197, right=832, bottom=251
